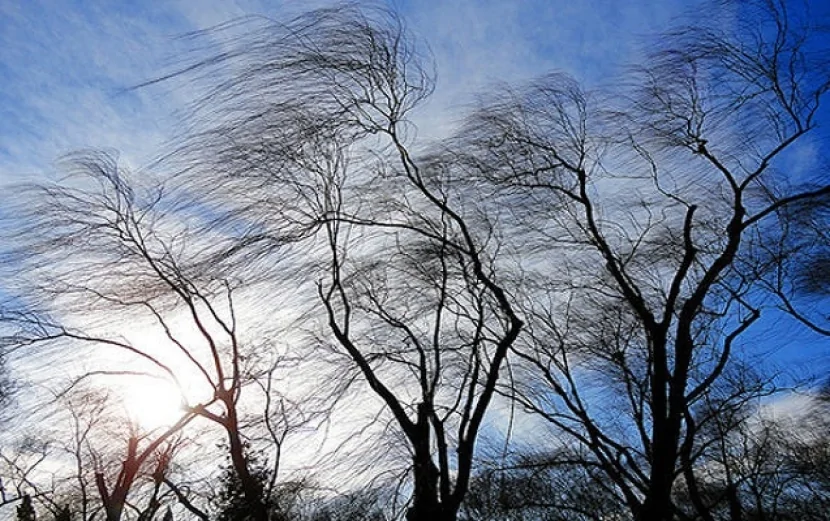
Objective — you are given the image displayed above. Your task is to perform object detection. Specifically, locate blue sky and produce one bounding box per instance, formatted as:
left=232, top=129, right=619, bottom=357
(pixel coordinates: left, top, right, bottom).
left=0, top=0, right=696, bottom=183
left=1, top=0, right=828, bottom=395
left=2, top=2, right=830, bottom=509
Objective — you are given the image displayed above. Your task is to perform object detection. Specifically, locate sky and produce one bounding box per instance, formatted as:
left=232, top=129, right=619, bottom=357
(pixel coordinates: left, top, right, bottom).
left=0, top=0, right=697, bottom=184
left=0, top=0, right=827, bottom=396
left=1, top=0, right=830, bottom=515
left=4, top=0, right=828, bottom=366
left=0, top=0, right=723, bottom=429
left=0, top=0, right=712, bottom=419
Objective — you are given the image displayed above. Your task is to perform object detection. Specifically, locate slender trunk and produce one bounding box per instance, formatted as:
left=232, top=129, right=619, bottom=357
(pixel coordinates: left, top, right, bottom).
left=100, top=484, right=130, bottom=521
left=96, top=441, right=138, bottom=521
left=407, top=404, right=441, bottom=521
left=407, top=453, right=442, bottom=521
left=726, top=482, right=742, bottom=521
left=225, top=405, right=269, bottom=521
left=104, top=502, right=124, bottom=521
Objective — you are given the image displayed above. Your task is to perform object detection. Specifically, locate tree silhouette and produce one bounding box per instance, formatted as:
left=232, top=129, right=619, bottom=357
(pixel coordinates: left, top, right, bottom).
left=17, top=494, right=36, bottom=521
left=1, top=2, right=829, bottom=521
left=2, top=152, right=305, bottom=521
left=165, top=6, right=522, bottom=521
left=444, top=1, right=830, bottom=519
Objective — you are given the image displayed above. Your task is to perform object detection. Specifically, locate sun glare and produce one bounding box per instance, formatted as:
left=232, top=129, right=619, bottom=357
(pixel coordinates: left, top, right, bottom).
left=123, top=378, right=188, bottom=431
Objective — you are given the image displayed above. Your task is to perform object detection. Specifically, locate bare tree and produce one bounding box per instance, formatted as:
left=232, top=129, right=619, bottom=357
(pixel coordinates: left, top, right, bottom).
left=93, top=429, right=181, bottom=521
left=679, top=388, right=830, bottom=521
left=2, top=151, right=309, bottom=521
left=0, top=438, right=53, bottom=513
left=5, top=3, right=830, bottom=521
left=163, top=6, right=523, bottom=521
left=459, top=448, right=628, bottom=521
left=45, top=387, right=153, bottom=521
left=437, top=1, right=830, bottom=520
left=0, top=386, right=154, bottom=521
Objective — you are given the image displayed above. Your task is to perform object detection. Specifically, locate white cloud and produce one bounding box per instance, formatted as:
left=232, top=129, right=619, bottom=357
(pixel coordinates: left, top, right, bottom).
left=0, top=0, right=700, bottom=181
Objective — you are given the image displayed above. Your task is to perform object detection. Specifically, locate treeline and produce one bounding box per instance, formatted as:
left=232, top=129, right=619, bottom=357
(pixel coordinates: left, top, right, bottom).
left=1, top=2, right=830, bottom=521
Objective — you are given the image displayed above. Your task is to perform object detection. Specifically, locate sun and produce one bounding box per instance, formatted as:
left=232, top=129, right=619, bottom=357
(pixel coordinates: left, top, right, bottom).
left=122, top=378, right=189, bottom=431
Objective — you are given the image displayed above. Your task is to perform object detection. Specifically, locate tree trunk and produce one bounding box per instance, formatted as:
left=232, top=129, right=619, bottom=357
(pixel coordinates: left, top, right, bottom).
left=406, top=404, right=458, bottom=521
left=639, top=401, right=682, bottom=520
left=102, top=489, right=127, bottom=521
left=726, top=482, right=742, bottom=521
left=225, top=405, right=269, bottom=521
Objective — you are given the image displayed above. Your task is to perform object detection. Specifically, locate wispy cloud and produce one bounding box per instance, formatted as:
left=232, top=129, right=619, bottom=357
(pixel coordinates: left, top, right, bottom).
left=0, top=1, right=188, bottom=179
left=0, top=0, right=697, bottom=181
left=399, top=0, right=694, bottom=134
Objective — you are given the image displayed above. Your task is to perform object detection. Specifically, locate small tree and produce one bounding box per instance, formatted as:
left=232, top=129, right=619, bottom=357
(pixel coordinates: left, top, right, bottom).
left=212, top=449, right=292, bottom=521
left=17, top=494, right=37, bottom=521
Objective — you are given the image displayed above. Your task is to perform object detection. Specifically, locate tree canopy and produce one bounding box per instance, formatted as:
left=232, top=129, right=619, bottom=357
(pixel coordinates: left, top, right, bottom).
left=1, top=2, right=830, bottom=521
